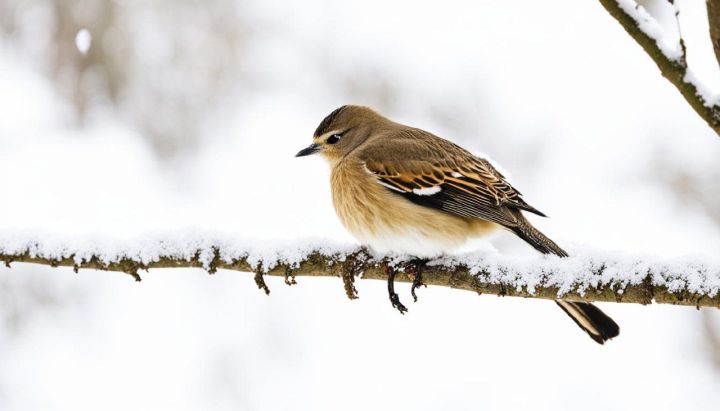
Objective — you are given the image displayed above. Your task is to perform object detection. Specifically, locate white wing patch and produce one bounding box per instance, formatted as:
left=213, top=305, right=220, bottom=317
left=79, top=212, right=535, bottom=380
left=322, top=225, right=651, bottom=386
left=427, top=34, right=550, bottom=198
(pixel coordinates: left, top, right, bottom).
left=412, top=186, right=441, bottom=196
left=364, top=162, right=442, bottom=196
left=377, top=181, right=404, bottom=192
left=451, top=172, right=463, bottom=178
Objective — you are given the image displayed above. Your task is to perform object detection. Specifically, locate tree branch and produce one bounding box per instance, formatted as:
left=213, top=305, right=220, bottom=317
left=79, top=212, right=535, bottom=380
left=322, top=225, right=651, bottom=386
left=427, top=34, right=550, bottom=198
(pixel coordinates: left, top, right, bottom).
left=598, top=0, right=720, bottom=136
left=1, top=240, right=719, bottom=308
left=708, top=0, right=720, bottom=69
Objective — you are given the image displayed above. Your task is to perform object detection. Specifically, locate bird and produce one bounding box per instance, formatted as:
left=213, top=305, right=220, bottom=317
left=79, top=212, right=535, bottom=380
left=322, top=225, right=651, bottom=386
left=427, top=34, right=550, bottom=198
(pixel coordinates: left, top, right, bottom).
left=296, top=105, right=620, bottom=344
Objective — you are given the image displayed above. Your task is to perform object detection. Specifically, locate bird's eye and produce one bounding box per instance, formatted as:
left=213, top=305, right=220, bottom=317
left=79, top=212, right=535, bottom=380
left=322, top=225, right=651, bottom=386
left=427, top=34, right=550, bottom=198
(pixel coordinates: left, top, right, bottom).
left=326, top=134, right=342, bottom=144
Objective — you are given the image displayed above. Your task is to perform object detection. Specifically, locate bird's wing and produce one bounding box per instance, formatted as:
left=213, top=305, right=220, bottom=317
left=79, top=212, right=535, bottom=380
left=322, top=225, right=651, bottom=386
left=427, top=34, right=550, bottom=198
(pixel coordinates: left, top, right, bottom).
left=361, top=133, right=545, bottom=227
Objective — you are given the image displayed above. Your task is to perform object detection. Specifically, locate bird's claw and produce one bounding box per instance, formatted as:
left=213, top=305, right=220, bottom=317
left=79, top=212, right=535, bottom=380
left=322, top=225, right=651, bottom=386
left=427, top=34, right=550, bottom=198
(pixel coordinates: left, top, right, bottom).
left=390, top=291, right=408, bottom=314
left=385, top=264, right=407, bottom=314
left=411, top=277, right=425, bottom=303
left=406, top=259, right=427, bottom=303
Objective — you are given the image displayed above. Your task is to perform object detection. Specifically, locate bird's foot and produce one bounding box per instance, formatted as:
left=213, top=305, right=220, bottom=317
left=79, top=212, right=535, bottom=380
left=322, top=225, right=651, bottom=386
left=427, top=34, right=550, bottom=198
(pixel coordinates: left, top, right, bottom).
left=385, top=264, right=407, bottom=314
left=404, top=259, right=428, bottom=303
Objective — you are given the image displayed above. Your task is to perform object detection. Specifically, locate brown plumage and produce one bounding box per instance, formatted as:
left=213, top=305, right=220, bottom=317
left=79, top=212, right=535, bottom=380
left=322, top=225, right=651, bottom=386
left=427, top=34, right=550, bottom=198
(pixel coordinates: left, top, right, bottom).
left=297, top=105, right=619, bottom=344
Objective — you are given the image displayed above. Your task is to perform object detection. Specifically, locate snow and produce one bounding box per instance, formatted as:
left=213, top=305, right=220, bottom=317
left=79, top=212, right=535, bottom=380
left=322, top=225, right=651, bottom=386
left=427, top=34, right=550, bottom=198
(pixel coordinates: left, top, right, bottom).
left=685, top=69, right=720, bottom=107
left=3, top=233, right=719, bottom=300
left=439, top=247, right=720, bottom=298
left=0, top=232, right=354, bottom=272
left=616, top=0, right=684, bottom=61
left=74, top=29, right=91, bottom=55
left=616, top=0, right=720, bottom=107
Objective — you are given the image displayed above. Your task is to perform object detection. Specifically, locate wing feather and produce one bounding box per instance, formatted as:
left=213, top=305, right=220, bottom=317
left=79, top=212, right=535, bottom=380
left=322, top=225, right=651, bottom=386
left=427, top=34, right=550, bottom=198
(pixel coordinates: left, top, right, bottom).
left=361, top=135, right=546, bottom=228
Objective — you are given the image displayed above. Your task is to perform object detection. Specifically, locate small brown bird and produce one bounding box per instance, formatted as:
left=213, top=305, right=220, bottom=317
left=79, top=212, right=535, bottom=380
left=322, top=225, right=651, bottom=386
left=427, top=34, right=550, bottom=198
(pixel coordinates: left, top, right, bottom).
left=297, top=105, right=619, bottom=344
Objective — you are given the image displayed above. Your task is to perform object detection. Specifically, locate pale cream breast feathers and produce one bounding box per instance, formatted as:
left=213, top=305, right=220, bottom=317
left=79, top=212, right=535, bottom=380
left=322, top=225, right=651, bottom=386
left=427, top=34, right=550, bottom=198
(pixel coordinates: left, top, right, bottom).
left=330, top=157, right=497, bottom=257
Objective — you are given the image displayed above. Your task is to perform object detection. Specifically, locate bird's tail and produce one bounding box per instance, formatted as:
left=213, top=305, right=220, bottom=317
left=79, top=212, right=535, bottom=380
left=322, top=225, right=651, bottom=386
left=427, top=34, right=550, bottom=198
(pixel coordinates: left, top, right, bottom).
left=511, top=214, right=620, bottom=344
left=510, top=215, right=568, bottom=257
left=554, top=300, right=620, bottom=344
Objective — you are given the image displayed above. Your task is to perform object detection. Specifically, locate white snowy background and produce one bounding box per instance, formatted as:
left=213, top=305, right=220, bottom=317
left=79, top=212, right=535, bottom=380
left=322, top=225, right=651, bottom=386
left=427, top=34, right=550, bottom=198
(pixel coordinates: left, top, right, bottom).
left=1, top=0, right=720, bottom=410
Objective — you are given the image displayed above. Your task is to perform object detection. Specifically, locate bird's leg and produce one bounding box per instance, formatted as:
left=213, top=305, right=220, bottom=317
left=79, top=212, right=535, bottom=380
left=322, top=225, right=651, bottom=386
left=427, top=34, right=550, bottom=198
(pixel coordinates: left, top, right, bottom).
left=385, top=264, right=407, bottom=314
left=405, top=259, right=428, bottom=303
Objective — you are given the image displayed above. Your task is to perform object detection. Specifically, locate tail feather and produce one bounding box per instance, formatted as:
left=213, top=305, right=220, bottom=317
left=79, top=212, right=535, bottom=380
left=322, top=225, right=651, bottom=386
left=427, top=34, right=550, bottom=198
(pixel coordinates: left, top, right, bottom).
left=555, top=301, right=620, bottom=344
left=510, top=215, right=568, bottom=257
left=509, top=213, right=620, bottom=344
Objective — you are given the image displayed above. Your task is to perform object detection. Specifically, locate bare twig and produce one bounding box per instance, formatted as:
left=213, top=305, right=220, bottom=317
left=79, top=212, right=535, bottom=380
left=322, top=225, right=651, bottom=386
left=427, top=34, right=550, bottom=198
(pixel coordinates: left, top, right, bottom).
left=668, top=0, right=687, bottom=66
left=598, top=0, right=720, bottom=136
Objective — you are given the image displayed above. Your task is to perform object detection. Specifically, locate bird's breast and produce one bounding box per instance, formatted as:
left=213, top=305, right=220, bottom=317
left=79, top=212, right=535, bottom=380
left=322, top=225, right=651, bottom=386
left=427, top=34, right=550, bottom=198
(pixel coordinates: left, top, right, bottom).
left=330, top=161, right=497, bottom=257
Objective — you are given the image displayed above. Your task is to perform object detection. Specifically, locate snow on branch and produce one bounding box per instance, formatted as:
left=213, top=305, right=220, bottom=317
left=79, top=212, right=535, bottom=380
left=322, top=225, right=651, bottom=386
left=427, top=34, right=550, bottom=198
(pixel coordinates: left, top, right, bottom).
left=1, top=234, right=720, bottom=308
left=599, top=0, right=720, bottom=136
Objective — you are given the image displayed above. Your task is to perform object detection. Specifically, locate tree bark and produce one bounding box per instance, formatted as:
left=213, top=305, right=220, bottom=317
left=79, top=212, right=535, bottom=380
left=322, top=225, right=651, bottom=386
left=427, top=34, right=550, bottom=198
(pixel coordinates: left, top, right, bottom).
left=2, top=246, right=718, bottom=308
left=708, top=0, right=720, bottom=69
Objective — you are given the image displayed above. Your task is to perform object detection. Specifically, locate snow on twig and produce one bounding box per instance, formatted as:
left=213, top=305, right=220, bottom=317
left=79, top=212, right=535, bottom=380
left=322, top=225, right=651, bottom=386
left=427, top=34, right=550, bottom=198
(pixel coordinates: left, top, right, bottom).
left=616, top=0, right=684, bottom=62
left=599, top=0, right=720, bottom=133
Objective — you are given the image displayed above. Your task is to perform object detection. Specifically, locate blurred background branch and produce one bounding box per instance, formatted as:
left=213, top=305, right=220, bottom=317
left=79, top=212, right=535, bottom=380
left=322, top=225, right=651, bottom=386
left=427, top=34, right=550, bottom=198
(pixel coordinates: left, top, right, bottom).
left=599, top=0, right=720, bottom=136
left=707, top=0, right=720, bottom=68
left=0, top=0, right=250, bottom=158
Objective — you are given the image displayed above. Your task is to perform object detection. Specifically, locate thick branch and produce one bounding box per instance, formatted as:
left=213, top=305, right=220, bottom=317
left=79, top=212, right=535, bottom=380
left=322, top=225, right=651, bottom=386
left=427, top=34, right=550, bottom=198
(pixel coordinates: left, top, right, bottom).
left=599, top=0, right=720, bottom=136
left=1, top=242, right=719, bottom=308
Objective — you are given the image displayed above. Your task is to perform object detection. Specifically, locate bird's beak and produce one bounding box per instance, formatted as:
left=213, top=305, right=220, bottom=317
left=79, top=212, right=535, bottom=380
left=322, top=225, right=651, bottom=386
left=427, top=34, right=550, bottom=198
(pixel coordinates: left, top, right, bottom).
left=295, top=143, right=321, bottom=157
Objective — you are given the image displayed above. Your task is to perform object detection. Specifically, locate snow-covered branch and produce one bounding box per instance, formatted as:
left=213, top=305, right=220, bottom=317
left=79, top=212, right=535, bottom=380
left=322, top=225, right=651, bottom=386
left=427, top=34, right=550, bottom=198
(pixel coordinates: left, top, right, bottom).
left=1, top=235, right=719, bottom=308
left=599, top=0, right=720, bottom=136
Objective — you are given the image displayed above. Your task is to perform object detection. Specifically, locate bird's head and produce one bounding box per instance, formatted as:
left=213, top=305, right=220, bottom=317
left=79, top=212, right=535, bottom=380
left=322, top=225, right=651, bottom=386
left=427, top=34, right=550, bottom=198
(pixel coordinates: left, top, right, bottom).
left=296, top=105, right=386, bottom=164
